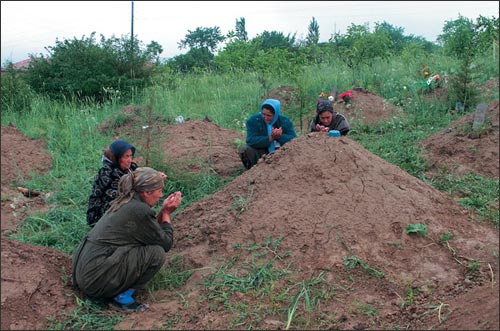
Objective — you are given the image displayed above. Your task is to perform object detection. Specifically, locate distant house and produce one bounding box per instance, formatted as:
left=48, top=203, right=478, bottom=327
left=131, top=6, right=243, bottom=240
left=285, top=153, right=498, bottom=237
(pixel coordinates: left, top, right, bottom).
left=1, top=58, right=32, bottom=73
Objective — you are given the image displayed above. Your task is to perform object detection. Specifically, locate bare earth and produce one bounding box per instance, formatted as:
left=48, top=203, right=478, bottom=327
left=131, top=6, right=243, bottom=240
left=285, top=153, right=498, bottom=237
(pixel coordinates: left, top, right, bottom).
left=1, top=81, right=498, bottom=330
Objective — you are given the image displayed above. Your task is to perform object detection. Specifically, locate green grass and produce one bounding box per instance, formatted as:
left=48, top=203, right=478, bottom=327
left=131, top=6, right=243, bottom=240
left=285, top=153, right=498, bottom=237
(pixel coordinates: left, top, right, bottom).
left=1, top=51, right=498, bottom=329
left=48, top=295, right=123, bottom=330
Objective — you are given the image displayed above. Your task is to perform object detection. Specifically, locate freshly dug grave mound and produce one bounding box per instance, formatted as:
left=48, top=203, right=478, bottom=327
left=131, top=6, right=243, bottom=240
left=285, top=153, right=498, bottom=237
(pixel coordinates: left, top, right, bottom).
left=421, top=100, right=499, bottom=179
left=119, top=133, right=498, bottom=330
left=158, top=119, right=245, bottom=178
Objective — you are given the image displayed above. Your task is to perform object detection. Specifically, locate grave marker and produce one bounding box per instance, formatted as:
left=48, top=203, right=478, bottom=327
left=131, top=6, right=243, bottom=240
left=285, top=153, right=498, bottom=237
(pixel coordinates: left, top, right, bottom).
left=472, top=103, right=488, bottom=131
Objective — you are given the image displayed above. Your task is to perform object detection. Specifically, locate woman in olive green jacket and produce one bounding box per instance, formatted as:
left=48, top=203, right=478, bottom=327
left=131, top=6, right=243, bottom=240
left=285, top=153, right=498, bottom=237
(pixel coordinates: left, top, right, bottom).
left=72, top=167, right=182, bottom=311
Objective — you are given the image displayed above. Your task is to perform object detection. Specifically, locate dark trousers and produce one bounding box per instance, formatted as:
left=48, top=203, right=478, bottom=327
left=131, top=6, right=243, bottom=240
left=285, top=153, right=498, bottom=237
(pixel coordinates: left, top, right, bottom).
left=239, top=145, right=268, bottom=169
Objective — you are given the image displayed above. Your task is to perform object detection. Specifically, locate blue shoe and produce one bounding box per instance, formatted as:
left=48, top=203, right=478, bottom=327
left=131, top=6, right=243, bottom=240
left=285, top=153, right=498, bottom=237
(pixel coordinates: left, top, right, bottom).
left=113, top=288, right=136, bottom=305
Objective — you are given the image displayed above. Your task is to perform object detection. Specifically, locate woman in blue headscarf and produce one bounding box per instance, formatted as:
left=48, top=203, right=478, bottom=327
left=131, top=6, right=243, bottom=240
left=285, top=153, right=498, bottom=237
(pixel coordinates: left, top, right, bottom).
left=239, top=99, right=297, bottom=169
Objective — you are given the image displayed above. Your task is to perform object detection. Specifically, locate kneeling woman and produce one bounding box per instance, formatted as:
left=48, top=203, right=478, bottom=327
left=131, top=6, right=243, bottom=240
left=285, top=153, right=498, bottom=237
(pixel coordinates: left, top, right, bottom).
left=72, top=167, right=182, bottom=311
left=310, top=100, right=350, bottom=135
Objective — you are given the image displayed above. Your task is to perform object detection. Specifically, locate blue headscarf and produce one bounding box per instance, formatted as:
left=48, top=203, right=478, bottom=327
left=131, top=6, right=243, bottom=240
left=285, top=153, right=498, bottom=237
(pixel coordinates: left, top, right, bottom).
left=259, top=99, right=281, bottom=153
left=109, top=140, right=136, bottom=165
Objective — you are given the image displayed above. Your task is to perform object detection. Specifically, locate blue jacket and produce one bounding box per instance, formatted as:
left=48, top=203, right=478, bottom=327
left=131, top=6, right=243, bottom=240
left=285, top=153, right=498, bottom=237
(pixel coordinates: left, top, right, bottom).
left=245, top=99, right=297, bottom=151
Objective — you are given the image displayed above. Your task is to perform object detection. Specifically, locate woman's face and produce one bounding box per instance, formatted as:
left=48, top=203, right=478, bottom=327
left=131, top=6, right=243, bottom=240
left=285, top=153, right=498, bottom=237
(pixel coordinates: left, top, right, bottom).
left=319, top=112, right=333, bottom=126
left=118, top=149, right=133, bottom=170
left=142, top=186, right=164, bottom=207
left=262, top=107, right=275, bottom=124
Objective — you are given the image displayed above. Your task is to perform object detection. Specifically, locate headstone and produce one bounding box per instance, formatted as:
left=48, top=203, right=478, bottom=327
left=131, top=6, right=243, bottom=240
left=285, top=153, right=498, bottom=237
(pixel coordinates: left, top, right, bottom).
left=330, top=86, right=337, bottom=102
left=472, top=103, right=488, bottom=131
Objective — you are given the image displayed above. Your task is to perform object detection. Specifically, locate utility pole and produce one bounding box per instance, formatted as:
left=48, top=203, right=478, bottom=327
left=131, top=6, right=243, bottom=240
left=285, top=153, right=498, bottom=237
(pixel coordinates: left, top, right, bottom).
left=131, top=0, right=134, bottom=44
left=130, top=0, right=135, bottom=78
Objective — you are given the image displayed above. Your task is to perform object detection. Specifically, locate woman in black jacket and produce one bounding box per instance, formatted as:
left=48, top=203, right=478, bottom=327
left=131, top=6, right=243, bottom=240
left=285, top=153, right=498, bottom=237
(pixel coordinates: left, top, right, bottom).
left=86, top=139, right=139, bottom=227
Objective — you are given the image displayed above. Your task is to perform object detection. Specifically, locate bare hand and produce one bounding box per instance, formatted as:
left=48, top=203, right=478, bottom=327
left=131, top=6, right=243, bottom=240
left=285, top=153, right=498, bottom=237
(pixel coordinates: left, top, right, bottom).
left=316, top=124, right=327, bottom=132
left=161, top=191, right=182, bottom=215
left=271, top=127, right=282, bottom=140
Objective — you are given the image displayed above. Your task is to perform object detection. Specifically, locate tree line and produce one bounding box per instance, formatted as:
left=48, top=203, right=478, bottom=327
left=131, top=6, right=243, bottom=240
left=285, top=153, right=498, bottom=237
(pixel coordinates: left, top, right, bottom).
left=1, top=14, right=498, bottom=109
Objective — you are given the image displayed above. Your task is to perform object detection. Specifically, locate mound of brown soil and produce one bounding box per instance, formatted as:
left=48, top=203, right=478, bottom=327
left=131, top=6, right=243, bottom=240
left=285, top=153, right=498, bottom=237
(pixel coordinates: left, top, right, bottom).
left=1, top=238, right=75, bottom=330
left=335, top=89, right=404, bottom=126
left=97, top=106, right=245, bottom=178
left=159, top=119, right=244, bottom=178
left=422, top=100, right=499, bottom=179
left=119, top=134, right=498, bottom=330
left=1, top=125, right=51, bottom=232
left=266, top=85, right=300, bottom=109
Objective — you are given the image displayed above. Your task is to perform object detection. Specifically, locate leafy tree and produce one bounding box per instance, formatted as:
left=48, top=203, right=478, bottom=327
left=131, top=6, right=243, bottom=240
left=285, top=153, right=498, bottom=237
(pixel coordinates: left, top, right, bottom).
left=216, top=29, right=301, bottom=73
left=337, top=23, right=391, bottom=69
left=24, top=32, right=159, bottom=102
left=438, top=15, right=481, bottom=110
left=1, top=63, right=34, bottom=112
left=177, top=26, right=225, bottom=53
left=344, top=23, right=370, bottom=41
left=174, top=26, right=225, bottom=72
left=438, top=15, right=476, bottom=59
left=252, top=48, right=304, bottom=78
left=167, top=47, right=216, bottom=73
left=306, top=17, right=320, bottom=46
left=235, top=17, right=248, bottom=42
left=474, top=15, right=499, bottom=55
left=403, top=35, right=438, bottom=54
left=374, top=21, right=406, bottom=54
left=251, top=30, right=297, bottom=51
left=215, top=41, right=257, bottom=72
left=227, top=18, right=248, bottom=43
left=146, top=41, right=164, bottom=64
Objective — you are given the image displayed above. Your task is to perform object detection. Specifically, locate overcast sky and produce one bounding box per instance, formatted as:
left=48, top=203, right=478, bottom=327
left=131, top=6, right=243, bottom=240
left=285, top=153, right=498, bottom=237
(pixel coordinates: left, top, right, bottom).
left=1, top=1, right=499, bottom=64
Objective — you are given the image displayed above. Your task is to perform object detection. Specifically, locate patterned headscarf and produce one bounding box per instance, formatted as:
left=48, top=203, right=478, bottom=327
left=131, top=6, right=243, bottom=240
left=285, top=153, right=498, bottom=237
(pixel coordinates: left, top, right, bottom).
left=107, top=167, right=164, bottom=213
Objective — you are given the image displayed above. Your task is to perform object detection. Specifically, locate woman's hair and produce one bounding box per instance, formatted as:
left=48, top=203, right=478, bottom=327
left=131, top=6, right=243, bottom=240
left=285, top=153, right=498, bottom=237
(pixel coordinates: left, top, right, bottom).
left=108, top=140, right=136, bottom=164
left=316, top=101, right=334, bottom=114
left=262, top=104, right=275, bottom=114
left=106, top=167, right=164, bottom=213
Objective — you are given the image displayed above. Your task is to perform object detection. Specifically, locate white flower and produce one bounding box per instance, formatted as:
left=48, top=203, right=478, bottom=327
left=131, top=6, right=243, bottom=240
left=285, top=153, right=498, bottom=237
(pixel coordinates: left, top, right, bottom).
left=328, top=95, right=334, bottom=101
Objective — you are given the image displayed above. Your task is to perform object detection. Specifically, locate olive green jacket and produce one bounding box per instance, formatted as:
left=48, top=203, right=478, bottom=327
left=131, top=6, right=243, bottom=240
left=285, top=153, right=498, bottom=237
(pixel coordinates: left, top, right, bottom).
left=72, top=194, right=173, bottom=299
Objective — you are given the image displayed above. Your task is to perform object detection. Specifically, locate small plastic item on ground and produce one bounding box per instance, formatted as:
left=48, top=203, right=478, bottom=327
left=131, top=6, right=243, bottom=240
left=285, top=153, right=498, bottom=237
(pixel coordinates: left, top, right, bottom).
left=175, top=115, right=184, bottom=124
left=328, top=130, right=341, bottom=137
left=426, top=74, right=441, bottom=86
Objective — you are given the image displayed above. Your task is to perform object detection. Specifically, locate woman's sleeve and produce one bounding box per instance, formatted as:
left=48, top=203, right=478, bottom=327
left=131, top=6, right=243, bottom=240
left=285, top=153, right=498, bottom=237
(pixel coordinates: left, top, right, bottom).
left=310, top=118, right=318, bottom=132
left=333, top=114, right=351, bottom=135
left=246, top=117, right=270, bottom=149
left=86, top=167, right=114, bottom=226
left=278, top=116, right=297, bottom=144
left=133, top=206, right=174, bottom=252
